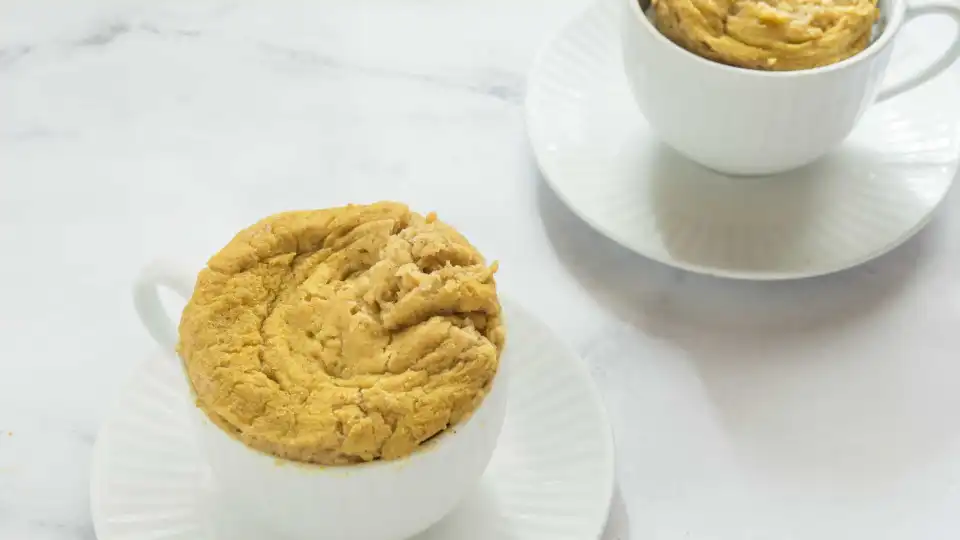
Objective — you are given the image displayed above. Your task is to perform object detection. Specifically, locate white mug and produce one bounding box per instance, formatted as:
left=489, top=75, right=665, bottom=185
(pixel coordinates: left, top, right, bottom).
left=133, top=260, right=509, bottom=540
left=621, top=0, right=960, bottom=175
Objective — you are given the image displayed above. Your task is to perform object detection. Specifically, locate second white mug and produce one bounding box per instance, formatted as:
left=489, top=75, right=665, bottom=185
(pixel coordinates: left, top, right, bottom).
left=620, top=0, right=960, bottom=176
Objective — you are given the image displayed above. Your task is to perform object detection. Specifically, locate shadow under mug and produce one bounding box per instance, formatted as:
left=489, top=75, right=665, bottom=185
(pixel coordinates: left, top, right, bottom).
left=621, top=0, right=960, bottom=175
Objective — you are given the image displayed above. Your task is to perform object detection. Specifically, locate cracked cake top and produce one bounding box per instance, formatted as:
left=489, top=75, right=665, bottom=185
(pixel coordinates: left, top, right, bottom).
left=177, top=202, right=504, bottom=465
left=653, top=0, right=879, bottom=71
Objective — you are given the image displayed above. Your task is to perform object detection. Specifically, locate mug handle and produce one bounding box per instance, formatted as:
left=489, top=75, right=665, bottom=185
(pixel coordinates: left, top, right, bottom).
left=133, top=260, right=196, bottom=354
left=876, top=0, right=960, bottom=102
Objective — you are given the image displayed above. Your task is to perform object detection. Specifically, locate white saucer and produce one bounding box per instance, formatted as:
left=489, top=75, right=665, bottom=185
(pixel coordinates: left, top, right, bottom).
left=525, top=1, right=960, bottom=280
left=90, top=301, right=615, bottom=540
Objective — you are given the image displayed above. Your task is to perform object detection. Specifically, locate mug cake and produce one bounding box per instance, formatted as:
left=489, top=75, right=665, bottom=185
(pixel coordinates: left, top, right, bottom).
left=652, top=0, right=881, bottom=70
left=177, top=201, right=505, bottom=465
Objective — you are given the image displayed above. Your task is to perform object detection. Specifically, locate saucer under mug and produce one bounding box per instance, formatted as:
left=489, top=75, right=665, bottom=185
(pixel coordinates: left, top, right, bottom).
left=90, top=301, right=615, bottom=540
left=525, top=1, right=960, bottom=280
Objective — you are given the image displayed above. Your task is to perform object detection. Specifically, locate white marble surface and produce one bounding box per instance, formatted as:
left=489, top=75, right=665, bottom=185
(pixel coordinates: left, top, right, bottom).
left=1, top=1, right=958, bottom=539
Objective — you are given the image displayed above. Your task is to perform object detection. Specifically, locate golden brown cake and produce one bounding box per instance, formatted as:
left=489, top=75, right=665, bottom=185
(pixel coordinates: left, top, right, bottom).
left=177, top=202, right=504, bottom=465
left=652, top=0, right=880, bottom=71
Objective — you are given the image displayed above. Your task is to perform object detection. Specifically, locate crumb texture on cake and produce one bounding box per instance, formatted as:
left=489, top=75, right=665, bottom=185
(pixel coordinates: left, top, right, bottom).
left=653, top=0, right=879, bottom=71
left=178, top=202, right=504, bottom=465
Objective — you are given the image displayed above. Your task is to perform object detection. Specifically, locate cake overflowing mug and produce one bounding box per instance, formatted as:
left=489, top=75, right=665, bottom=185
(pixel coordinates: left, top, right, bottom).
left=621, top=0, right=960, bottom=175
left=134, top=260, right=508, bottom=540
left=132, top=203, right=510, bottom=540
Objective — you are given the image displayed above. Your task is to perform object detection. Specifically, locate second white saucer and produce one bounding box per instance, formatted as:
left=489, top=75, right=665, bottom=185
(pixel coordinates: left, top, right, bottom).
left=525, top=1, right=960, bottom=280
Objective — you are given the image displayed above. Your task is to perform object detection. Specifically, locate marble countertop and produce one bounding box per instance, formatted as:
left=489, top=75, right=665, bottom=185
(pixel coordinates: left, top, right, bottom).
left=1, top=0, right=958, bottom=539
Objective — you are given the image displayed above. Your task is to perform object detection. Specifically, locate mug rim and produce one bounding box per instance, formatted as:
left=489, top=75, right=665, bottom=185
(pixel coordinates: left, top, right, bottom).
left=192, top=361, right=508, bottom=475
left=626, top=0, right=905, bottom=77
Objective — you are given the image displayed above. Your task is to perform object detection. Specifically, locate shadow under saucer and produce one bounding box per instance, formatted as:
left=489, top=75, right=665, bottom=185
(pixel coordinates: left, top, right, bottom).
left=534, top=155, right=960, bottom=536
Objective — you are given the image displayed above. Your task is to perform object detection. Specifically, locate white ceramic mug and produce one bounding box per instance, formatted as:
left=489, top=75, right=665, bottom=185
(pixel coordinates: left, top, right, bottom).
left=133, top=260, right=509, bottom=540
left=621, top=0, right=960, bottom=175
